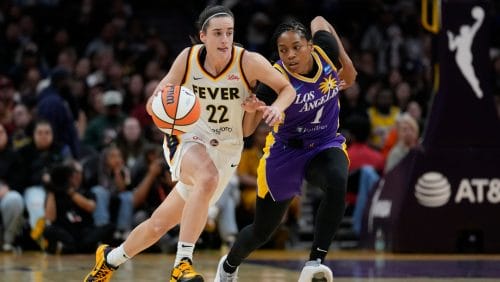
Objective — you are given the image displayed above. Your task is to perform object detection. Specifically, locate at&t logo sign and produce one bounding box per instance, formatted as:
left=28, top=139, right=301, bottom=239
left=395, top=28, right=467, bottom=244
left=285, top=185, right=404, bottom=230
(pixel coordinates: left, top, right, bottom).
left=415, top=172, right=451, bottom=207
left=415, top=171, right=500, bottom=207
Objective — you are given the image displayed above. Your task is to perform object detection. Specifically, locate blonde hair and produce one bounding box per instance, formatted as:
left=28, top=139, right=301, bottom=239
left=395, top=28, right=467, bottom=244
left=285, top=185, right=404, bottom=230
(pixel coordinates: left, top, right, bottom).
left=397, top=112, right=419, bottom=136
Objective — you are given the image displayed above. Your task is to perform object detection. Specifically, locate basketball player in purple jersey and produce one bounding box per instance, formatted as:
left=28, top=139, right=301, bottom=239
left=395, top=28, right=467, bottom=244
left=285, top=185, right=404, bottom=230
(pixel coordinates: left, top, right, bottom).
left=215, top=16, right=357, bottom=282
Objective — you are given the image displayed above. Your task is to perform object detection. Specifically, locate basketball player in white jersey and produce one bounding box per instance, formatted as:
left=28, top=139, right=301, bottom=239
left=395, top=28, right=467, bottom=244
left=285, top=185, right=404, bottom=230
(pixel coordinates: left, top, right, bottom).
left=83, top=5, right=295, bottom=282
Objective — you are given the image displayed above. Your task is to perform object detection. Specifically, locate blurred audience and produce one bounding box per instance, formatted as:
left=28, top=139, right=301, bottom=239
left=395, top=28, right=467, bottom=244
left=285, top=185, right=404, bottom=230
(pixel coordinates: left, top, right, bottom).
left=0, top=0, right=497, bottom=253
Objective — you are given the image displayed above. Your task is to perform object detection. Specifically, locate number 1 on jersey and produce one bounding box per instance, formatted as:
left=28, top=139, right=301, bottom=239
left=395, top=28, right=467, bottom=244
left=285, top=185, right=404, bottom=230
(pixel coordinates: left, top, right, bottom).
left=311, top=106, right=324, bottom=124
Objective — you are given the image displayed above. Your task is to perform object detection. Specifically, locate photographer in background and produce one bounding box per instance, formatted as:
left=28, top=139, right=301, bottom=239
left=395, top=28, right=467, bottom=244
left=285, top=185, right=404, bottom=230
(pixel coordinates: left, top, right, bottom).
left=43, top=161, right=113, bottom=254
left=130, top=144, right=177, bottom=252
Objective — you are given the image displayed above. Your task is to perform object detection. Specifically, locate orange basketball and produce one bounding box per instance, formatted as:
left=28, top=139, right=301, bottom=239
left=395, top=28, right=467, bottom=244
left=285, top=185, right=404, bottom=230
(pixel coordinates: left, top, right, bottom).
left=150, top=85, right=201, bottom=135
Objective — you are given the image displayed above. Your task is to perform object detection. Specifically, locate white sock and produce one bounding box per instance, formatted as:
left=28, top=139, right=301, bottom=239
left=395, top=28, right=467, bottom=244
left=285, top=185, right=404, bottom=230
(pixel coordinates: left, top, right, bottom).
left=174, top=241, right=195, bottom=266
left=106, top=244, right=130, bottom=267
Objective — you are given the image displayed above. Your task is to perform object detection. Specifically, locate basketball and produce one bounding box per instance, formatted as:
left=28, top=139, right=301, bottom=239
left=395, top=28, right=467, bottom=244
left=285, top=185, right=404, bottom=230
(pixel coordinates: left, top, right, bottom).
left=150, top=85, right=201, bottom=135
left=471, top=7, right=484, bottom=20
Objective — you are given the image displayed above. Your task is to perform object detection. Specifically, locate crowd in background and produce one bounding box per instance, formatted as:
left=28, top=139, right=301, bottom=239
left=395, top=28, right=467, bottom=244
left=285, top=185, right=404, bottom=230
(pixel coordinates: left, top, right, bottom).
left=0, top=0, right=499, bottom=254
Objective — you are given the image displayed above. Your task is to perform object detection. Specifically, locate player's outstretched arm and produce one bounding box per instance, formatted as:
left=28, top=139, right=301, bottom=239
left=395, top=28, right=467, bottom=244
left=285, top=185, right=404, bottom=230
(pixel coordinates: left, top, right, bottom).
left=242, top=51, right=296, bottom=127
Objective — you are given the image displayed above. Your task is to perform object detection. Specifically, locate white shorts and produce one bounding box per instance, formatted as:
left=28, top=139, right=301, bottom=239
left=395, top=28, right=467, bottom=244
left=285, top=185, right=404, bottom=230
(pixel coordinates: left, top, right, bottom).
left=163, top=131, right=243, bottom=206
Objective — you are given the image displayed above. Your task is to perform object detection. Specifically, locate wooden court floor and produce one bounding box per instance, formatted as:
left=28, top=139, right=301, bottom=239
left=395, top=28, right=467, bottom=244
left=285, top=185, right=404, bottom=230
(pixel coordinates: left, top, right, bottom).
left=1, top=249, right=500, bottom=282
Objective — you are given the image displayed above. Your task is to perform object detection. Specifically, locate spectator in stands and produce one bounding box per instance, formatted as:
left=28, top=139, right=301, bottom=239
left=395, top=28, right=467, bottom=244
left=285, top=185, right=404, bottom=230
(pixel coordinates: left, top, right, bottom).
left=37, top=67, right=80, bottom=158
left=406, top=100, right=425, bottom=132
left=0, top=124, right=24, bottom=252
left=394, top=81, right=412, bottom=111
left=116, top=116, right=148, bottom=169
left=381, top=99, right=424, bottom=158
left=345, top=115, right=385, bottom=173
left=344, top=115, right=383, bottom=236
left=43, top=161, right=114, bottom=254
left=385, top=113, right=420, bottom=173
left=123, top=73, right=144, bottom=113
left=17, top=120, right=71, bottom=232
left=9, top=42, right=49, bottom=87
left=367, top=88, right=400, bottom=150
left=91, top=144, right=134, bottom=241
left=11, top=102, right=33, bottom=150
left=83, top=90, right=126, bottom=150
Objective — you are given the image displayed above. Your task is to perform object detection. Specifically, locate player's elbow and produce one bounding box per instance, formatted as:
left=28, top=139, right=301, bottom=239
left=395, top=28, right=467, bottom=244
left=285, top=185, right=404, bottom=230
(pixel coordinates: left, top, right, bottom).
left=312, top=16, right=326, bottom=25
left=311, top=16, right=328, bottom=29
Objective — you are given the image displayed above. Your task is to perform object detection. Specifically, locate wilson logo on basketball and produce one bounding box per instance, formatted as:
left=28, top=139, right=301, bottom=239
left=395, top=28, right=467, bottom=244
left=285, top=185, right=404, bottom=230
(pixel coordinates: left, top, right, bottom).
left=227, top=74, right=240, bottom=80
left=166, top=87, right=175, bottom=104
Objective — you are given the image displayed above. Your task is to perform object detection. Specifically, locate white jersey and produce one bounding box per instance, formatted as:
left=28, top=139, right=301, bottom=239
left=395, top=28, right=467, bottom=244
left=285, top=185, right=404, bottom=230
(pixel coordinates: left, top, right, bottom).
left=163, top=44, right=252, bottom=205
left=182, top=44, right=251, bottom=146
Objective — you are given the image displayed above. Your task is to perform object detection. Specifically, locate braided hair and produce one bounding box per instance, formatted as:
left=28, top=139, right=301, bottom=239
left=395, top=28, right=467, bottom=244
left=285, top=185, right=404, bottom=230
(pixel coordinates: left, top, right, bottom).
left=269, top=19, right=312, bottom=62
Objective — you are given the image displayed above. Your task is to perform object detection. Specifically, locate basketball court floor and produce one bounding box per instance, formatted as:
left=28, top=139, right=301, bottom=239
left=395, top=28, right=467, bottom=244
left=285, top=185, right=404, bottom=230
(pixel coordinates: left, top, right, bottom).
left=1, top=249, right=499, bottom=281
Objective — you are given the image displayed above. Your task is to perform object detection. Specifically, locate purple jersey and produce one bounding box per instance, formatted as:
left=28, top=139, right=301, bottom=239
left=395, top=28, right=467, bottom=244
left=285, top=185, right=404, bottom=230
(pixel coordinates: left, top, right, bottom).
left=257, top=46, right=347, bottom=201
left=273, top=46, right=344, bottom=147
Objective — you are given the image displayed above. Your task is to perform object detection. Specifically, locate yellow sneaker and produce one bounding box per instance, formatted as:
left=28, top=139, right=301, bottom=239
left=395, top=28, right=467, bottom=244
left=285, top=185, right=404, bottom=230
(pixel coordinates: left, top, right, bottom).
left=84, top=245, right=117, bottom=282
left=30, top=217, right=47, bottom=250
left=170, top=258, right=204, bottom=282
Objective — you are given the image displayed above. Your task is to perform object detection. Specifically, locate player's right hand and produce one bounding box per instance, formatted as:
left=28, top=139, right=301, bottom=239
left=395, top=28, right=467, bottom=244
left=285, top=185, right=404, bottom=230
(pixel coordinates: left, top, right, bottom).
left=259, top=105, right=282, bottom=126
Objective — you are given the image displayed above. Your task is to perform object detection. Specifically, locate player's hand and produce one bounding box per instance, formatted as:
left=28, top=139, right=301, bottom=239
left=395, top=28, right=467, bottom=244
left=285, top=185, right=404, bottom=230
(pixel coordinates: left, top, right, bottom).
left=338, top=63, right=357, bottom=90
left=241, top=94, right=266, bottom=113
left=259, top=105, right=282, bottom=126
left=148, top=83, right=174, bottom=116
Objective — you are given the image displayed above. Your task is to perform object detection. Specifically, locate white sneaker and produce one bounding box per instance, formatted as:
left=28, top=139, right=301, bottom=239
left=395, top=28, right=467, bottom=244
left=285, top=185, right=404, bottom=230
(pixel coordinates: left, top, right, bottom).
left=298, top=259, right=333, bottom=282
left=2, top=243, right=13, bottom=252
left=214, top=254, right=239, bottom=282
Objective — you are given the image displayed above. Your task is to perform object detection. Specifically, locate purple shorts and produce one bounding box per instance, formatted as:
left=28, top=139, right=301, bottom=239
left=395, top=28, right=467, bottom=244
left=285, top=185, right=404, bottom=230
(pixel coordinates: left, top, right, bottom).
left=257, top=135, right=346, bottom=201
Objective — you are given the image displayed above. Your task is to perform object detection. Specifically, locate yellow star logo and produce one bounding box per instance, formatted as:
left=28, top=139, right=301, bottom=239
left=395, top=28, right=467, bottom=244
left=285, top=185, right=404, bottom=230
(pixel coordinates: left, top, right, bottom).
left=319, top=75, right=337, bottom=94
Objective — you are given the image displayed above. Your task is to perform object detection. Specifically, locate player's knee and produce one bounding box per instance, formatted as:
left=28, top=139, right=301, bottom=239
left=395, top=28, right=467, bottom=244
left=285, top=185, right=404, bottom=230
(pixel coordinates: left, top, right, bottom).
left=195, top=173, right=219, bottom=196
left=148, top=218, right=169, bottom=238
left=253, top=227, right=275, bottom=244
left=326, top=168, right=348, bottom=190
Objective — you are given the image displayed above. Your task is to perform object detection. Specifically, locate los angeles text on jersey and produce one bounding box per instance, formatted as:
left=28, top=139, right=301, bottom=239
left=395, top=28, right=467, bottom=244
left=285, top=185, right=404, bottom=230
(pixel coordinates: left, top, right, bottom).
left=296, top=88, right=338, bottom=112
left=192, top=85, right=241, bottom=100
